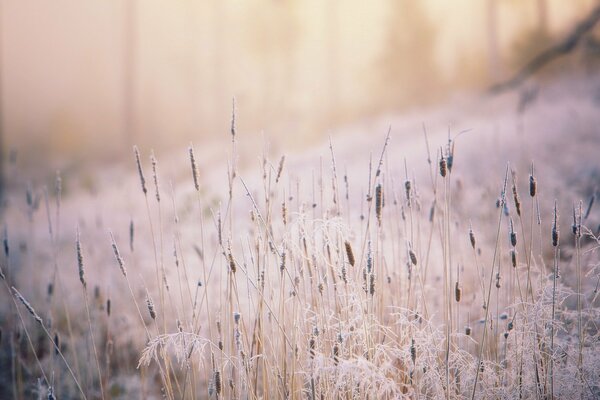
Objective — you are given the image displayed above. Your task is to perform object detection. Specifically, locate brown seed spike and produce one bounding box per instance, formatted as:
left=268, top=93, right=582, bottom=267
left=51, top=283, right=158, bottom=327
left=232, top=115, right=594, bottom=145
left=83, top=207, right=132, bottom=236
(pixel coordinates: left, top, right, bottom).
left=375, top=184, right=383, bottom=225
left=455, top=281, right=462, bottom=302
left=529, top=163, right=537, bottom=197
left=345, top=241, right=355, bottom=267
left=439, top=154, right=447, bottom=178
left=409, top=249, right=417, bottom=266
left=552, top=200, right=559, bottom=247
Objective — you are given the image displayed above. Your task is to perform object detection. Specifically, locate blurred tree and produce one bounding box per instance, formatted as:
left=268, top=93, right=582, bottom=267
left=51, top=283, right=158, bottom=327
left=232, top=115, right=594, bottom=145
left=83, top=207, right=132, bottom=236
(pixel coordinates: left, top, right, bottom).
left=123, top=0, right=137, bottom=154
left=378, top=0, right=441, bottom=109
left=487, top=0, right=501, bottom=82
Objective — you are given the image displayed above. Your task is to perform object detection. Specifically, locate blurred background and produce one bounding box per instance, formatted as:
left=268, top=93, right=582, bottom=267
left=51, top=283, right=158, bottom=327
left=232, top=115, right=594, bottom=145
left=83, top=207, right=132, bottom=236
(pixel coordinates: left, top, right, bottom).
left=0, top=0, right=599, bottom=174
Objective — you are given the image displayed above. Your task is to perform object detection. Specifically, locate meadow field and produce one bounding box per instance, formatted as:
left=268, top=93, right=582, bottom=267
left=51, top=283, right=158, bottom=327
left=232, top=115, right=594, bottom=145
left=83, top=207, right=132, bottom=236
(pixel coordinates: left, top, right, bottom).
left=0, top=72, right=599, bottom=399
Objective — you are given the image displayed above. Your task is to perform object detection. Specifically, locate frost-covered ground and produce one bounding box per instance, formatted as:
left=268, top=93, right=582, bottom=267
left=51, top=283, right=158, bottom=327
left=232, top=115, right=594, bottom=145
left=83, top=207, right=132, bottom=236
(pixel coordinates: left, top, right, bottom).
left=1, top=74, right=599, bottom=398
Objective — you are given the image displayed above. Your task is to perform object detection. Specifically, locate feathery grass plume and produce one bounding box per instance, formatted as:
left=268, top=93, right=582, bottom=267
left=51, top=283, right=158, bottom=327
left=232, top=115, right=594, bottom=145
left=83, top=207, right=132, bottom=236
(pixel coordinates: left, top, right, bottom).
left=189, top=144, right=200, bottom=191
left=455, top=281, right=462, bottom=302
left=12, top=287, right=43, bottom=324
left=110, top=232, right=127, bottom=277
left=469, top=223, right=476, bottom=249
left=76, top=228, right=86, bottom=288
left=150, top=151, right=160, bottom=203
left=529, top=164, right=537, bottom=197
left=509, top=218, right=517, bottom=247
left=146, top=293, right=156, bottom=320
left=375, top=183, right=383, bottom=224
left=552, top=200, right=559, bottom=247
left=230, top=97, right=236, bottom=137
left=276, top=155, right=285, bottom=184
left=133, top=145, right=147, bottom=195
left=439, top=152, right=447, bottom=178
left=344, top=241, right=355, bottom=267
left=511, top=171, right=521, bottom=216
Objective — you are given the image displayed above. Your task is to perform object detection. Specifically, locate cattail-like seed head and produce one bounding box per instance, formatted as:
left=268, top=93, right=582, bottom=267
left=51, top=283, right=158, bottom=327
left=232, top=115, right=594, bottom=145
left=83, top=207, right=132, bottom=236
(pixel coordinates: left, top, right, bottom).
left=133, top=146, right=147, bottom=195
left=529, top=174, right=536, bottom=197
left=3, top=227, right=8, bottom=258
left=276, top=155, right=285, bottom=184
left=405, top=180, right=411, bottom=202
left=344, top=241, right=355, bottom=267
left=375, top=184, right=383, bottom=224
left=509, top=218, right=517, bottom=247
left=189, top=145, right=200, bottom=191
left=150, top=151, right=160, bottom=203
left=106, top=298, right=111, bottom=317
left=110, top=232, right=127, bottom=277
left=455, top=281, right=462, bottom=302
left=332, top=343, right=339, bottom=365
left=228, top=252, right=236, bottom=274
left=439, top=154, right=447, bottom=177
left=508, top=320, right=514, bottom=331
left=146, top=294, right=156, bottom=320
left=76, top=229, right=86, bottom=288
left=214, top=370, right=222, bottom=395
left=129, top=219, right=134, bottom=252
left=280, top=251, right=286, bottom=272
left=309, top=336, right=316, bottom=358
left=410, top=338, right=416, bottom=364
left=12, top=287, right=43, bottom=324
left=511, top=249, right=517, bottom=268
left=469, top=225, right=476, bottom=249
left=465, top=326, right=472, bottom=336
left=552, top=200, right=559, bottom=247
left=409, top=248, right=417, bottom=266
left=369, top=273, right=376, bottom=296
left=495, top=273, right=501, bottom=289
left=54, top=332, right=60, bottom=355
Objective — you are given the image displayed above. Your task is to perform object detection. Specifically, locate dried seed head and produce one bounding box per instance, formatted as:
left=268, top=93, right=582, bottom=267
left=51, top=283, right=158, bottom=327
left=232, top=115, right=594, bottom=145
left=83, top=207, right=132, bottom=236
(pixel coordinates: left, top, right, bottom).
left=332, top=343, right=340, bottom=365
left=12, top=287, right=43, bottom=324
left=369, top=273, right=376, bottom=296
left=129, top=219, right=134, bottom=252
left=214, top=370, right=222, bottom=395
left=405, top=180, right=411, bottom=202
left=345, top=241, right=355, bottom=267
left=276, top=155, right=285, bottom=184
left=409, top=248, right=417, bottom=266
left=150, top=151, right=160, bottom=203
left=375, top=184, right=383, bottom=225
left=510, top=249, right=517, bottom=268
left=309, top=336, right=316, bottom=358
left=76, top=229, right=86, bottom=288
left=189, top=145, right=200, bottom=191
left=146, top=294, right=156, bottom=320
left=509, top=218, right=517, bottom=247
left=511, top=171, right=521, bottom=216
left=282, top=200, right=287, bottom=225
left=410, top=338, right=416, bottom=364
left=465, top=326, right=472, bottom=336
left=106, top=298, right=111, bottom=317
left=230, top=97, right=236, bottom=137
left=455, top=281, right=462, bottom=302
left=0, top=264, right=5, bottom=280
left=529, top=174, right=536, bottom=197
left=228, top=252, right=236, bottom=274
left=439, top=154, right=447, bottom=178
left=133, top=145, right=147, bottom=195
left=495, top=273, right=501, bottom=289
left=469, top=225, right=476, bottom=249
left=552, top=200, right=559, bottom=247
left=110, top=232, right=127, bottom=277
